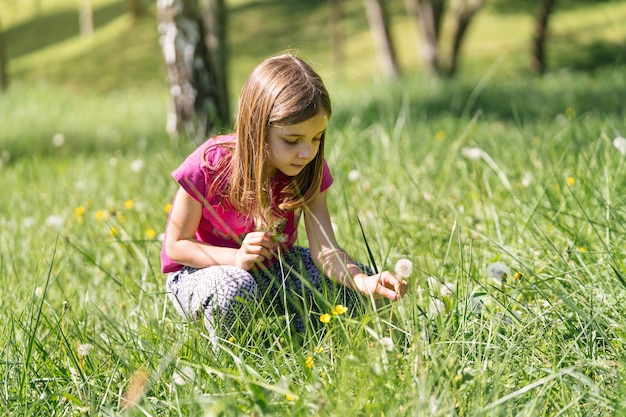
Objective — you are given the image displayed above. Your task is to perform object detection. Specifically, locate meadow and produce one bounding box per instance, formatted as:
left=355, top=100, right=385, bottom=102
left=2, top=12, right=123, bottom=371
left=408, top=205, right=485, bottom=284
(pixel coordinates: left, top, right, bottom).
left=1, top=0, right=626, bottom=415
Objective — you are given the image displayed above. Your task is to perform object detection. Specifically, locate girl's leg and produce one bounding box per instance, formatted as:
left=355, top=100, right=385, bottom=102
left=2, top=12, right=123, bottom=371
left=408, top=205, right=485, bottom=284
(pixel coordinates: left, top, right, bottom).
left=166, top=265, right=258, bottom=342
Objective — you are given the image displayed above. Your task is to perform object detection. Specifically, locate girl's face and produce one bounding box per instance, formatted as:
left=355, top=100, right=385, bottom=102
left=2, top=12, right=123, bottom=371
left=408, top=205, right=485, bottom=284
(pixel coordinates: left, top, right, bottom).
left=266, top=109, right=328, bottom=177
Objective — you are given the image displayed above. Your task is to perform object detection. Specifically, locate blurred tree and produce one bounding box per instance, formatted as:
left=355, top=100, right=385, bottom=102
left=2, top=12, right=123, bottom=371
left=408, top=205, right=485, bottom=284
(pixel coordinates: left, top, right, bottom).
left=0, top=15, right=7, bottom=91
left=531, top=0, right=557, bottom=74
left=363, top=0, right=399, bottom=78
left=329, top=0, right=344, bottom=71
left=157, top=0, right=229, bottom=139
left=404, top=0, right=483, bottom=77
left=79, top=0, right=93, bottom=37
left=128, top=0, right=147, bottom=23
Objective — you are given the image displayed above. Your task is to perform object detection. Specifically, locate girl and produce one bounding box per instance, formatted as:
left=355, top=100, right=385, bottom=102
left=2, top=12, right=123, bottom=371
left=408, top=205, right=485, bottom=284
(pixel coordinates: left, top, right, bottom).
left=162, top=53, right=407, bottom=342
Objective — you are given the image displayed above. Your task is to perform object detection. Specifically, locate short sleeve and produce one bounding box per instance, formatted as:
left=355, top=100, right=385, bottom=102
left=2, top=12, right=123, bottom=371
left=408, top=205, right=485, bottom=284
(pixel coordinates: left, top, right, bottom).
left=320, top=160, right=333, bottom=192
left=171, top=146, right=208, bottom=203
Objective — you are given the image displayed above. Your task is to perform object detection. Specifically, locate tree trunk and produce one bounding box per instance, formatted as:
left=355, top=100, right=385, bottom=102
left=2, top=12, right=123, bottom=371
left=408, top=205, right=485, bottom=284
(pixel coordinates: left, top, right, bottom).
left=405, top=0, right=446, bottom=75
left=329, top=0, right=344, bottom=72
left=157, top=0, right=229, bottom=139
left=0, top=15, right=7, bottom=92
left=362, top=0, right=399, bottom=78
left=79, top=0, right=93, bottom=37
left=127, top=0, right=146, bottom=24
left=448, top=0, right=483, bottom=77
left=531, top=0, right=556, bottom=74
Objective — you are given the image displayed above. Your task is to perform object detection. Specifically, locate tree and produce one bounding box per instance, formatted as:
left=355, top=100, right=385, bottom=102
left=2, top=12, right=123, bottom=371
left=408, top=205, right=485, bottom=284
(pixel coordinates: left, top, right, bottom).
left=362, top=0, right=400, bottom=78
left=404, top=0, right=483, bottom=77
left=79, top=0, right=93, bottom=37
left=0, top=14, right=7, bottom=91
left=531, top=0, right=557, bottom=74
left=127, top=0, right=147, bottom=24
left=157, top=0, right=229, bottom=139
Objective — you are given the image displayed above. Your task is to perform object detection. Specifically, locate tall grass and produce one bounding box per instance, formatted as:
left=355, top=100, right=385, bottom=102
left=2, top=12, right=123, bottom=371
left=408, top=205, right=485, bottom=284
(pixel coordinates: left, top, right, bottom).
left=2, top=64, right=626, bottom=415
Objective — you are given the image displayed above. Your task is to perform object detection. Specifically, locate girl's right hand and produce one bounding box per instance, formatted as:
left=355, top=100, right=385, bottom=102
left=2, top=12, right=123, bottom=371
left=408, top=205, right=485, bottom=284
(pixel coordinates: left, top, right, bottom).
left=236, top=232, right=275, bottom=270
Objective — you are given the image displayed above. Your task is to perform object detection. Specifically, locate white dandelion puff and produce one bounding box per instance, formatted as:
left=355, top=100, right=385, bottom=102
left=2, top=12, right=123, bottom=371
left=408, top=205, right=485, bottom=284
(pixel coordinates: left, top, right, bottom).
left=613, top=136, right=626, bottom=156
left=461, top=147, right=483, bottom=161
left=394, top=258, right=413, bottom=278
left=379, top=337, right=394, bottom=352
left=52, top=133, right=65, bottom=147
left=440, top=282, right=456, bottom=298
left=77, top=343, right=93, bottom=357
left=469, top=297, right=484, bottom=315
left=426, top=276, right=441, bottom=292
left=130, top=159, right=145, bottom=173
left=22, top=217, right=35, bottom=228
left=347, top=169, right=361, bottom=182
left=34, top=287, right=44, bottom=298
left=45, top=215, right=64, bottom=229
left=172, top=366, right=196, bottom=386
left=486, top=262, right=511, bottom=285
left=429, top=298, right=446, bottom=316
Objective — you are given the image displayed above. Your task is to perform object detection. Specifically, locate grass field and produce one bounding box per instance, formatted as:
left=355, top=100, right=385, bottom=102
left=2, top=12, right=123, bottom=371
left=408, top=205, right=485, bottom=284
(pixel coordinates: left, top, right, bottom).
left=2, top=0, right=626, bottom=415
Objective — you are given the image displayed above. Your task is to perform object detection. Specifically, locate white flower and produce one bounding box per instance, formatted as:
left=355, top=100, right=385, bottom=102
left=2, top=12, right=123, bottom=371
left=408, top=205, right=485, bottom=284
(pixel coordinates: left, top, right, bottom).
left=77, top=343, right=93, bottom=357
left=426, top=276, right=441, bottom=292
left=172, top=365, right=195, bottom=386
left=52, top=133, right=65, bottom=147
left=34, top=287, right=44, bottom=298
left=429, top=298, right=445, bottom=315
left=461, top=147, right=483, bottom=161
left=394, top=258, right=413, bottom=278
left=45, top=215, right=64, bottom=229
left=130, top=159, right=145, bottom=172
left=440, top=282, right=456, bottom=298
left=469, top=297, right=484, bottom=315
left=613, top=136, right=626, bottom=156
left=379, top=336, right=394, bottom=352
left=347, top=169, right=361, bottom=182
left=521, top=172, right=533, bottom=187
left=486, top=262, right=511, bottom=285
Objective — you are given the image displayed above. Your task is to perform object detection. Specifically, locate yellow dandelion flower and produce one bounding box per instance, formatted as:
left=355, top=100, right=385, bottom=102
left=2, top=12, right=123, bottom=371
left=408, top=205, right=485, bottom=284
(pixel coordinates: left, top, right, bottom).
left=95, top=210, right=107, bottom=220
left=228, top=336, right=235, bottom=343
left=331, top=304, right=347, bottom=315
left=124, top=200, right=134, bottom=209
left=164, top=204, right=172, bottom=213
left=514, top=271, right=523, bottom=280
left=145, top=228, right=156, bottom=239
left=435, top=130, right=446, bottom=141
left=314, top=345, right=324, bottom=354
left=304, top=356, right=314, bottom=369
left=565, top=107, right=576, bottom=119
left=75, top=206, right=86, bottom=217
left=286, top=393, right=295, bottom=401
left=117, top=214, right=126, bottom=222
left=110, top=227, right=119, bottom=237
left=566, top=177, right=575, bottom=187
left=578, top=247, right=587, bottom=252
left=320, top=313, right=331, bottom=324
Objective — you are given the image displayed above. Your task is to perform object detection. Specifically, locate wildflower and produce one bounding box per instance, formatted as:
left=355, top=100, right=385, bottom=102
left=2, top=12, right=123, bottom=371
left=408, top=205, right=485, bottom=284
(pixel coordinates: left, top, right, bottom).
left=145, top=229, right=156, bottom=239
left=34, top=287, right=44, bottom=298
left=124, top=200, right=134, bottom=209
left=314, top=346, right=324, bottom=354
left=566, top=177, right=575, bottom=187
left=426, top=276, right=441, bottom=293
left=394, top=258, right=413, bottom=278
left=613, top=136, right=626, bottom=156
left=286, top=393, right=295, bottom=401
left=45, top=215, right=64, bottom=229
left=429, top=298, right=445, bottom=315
left=95, top=210, right=107, bottom=221
left=320, top=313, right=332, bottom=324
left=130, top=159, right=145, bottom=173
left=347, top=169, right=361, bottom=182
left=486, top=262, right=511, bottom=285
left=52, top=133, right=65, bottom=147
left=469, top=297, right=484, bottom=315
left=435, top=130, right=446, bottom=140
left=380, top=336, right=394, bottom=352
left=77, top=343, right=93, bottom=357
left=110, top=227, right=119, bottom=237
left=164, top=204, right=172, bottom=213
left=304, top=356, right=315, bottom=369
left=440, top=282, right=456, bottom=298
left=521, top=172, right=533, bottom=187
left=578, top=247, right=587, bottom=252
left=75, top=206, right=86, bottom=217
left=331, top=304, right=347, bottom=315
left=172, top=366, right=195, bottom=386
left=514, top=271, right=523, bottom=280
left=228, top=336, right=235, bottom=343
left=461, top=147, right=483, bottom=161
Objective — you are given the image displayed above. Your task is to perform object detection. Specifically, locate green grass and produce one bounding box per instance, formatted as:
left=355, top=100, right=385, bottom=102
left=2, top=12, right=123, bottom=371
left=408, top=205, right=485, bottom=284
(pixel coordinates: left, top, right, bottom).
left=2, top=0, right=626, bottom=415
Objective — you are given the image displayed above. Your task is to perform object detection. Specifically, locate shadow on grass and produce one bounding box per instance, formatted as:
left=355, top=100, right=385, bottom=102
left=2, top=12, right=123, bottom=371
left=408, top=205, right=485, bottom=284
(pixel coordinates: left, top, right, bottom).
left=5, top=1, right=126, bottom=59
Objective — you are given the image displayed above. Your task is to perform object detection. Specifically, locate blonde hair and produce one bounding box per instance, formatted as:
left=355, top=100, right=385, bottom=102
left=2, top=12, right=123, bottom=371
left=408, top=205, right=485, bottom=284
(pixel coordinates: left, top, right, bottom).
left=212, top=54, right=331, bottom=229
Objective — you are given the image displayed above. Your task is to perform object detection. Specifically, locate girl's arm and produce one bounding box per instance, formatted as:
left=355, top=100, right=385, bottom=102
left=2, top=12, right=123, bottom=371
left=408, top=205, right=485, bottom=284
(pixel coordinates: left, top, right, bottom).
left=304, top=191, right=407, bottom=300
left=164, top=187, right=275, bottom=271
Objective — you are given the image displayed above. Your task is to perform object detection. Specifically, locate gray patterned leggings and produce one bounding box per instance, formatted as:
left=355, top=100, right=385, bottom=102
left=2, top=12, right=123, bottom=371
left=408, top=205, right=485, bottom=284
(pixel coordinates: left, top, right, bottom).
left=166, top=246, right=364, bottom=341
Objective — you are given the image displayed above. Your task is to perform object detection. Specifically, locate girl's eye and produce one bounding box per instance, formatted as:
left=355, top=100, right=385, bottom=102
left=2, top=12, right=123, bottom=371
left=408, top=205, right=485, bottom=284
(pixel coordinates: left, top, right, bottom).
left=283, top=139, right=299, bottom=145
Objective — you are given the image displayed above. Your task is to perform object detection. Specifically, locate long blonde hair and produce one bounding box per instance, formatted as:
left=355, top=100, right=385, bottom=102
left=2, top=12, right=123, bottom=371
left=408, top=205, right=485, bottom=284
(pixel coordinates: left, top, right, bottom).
left=216, top=54, right=331, bottom=229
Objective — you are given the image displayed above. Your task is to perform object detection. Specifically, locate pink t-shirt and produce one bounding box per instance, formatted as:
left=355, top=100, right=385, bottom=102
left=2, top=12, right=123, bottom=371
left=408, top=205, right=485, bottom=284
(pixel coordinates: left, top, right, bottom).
left=161, top=135, right=333, bottom=273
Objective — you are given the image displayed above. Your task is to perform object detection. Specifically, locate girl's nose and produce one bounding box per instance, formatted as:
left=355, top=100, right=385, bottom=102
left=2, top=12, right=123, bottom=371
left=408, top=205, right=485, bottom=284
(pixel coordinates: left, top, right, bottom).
left=298, top=143, right=314, bottom=159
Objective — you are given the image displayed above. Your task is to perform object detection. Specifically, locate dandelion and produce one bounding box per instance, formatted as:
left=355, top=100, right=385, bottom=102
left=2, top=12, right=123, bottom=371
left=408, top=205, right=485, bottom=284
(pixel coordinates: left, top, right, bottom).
left=304, top=356, right=315, bottom=369
left=394, top=258, right=413, bottom=278
left=514, top=271, right=523, bottom=280
left=77, top=343, right=93, bottom=357
left=45, top=215, right=64, bottom=229
left=578, top=247, right=587, bottom=252
left=435, top=130, right=446, bottom=140
left=22, top=217, right=35, bottom=228
left=461, top=147, right=483, bottom=161
left=172, top=366, right=195, bottom=386
left=347, top=169, right=361, bottom=182
left=565, top=107, right=576, bottom=119
left=35, top=287, right=44, bottom=298
left=521, top=172, right=533, bottom=187
left=164, top=203, right=172, bottom=213
left=95, top=210, right=107, bottom=221
left=228, top=336, right=235, bottom=343
left=52, top=133, right=65, bottom=147
left=380, top=336, right=394, bottom=352
left=440, top=282, right=456, bottom=298
left=110, top=227, right=119, bottom=237
left=124, top=200, right=134, bottom=209
left=429, top=298, right=445, bottom=315
left=314, top=346, right=324, bottom=354
left=286, top=393, right=295, bottom=401
left=130, top=159, right=145, bottom=173
left=486, top=262, right=511, bottom=285
left=320, top=313, right=331, bottom=324
left=613, top=136, right=626, bottom=156
left=75, top=206, right=86, bottom=218
left=469, top=297, right=484, bottom=315
left=331, top=304, right=347, bottom=315
left=426, top=276, right=441, bottom=292
left=566, top=177, right=575, bottom=187
left=145, top=228, right=156, bottom=239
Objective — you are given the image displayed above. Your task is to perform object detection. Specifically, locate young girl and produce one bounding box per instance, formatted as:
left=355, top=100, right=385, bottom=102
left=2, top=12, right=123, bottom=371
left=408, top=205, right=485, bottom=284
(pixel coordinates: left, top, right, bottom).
left=162, top=54, right=407, bottom=342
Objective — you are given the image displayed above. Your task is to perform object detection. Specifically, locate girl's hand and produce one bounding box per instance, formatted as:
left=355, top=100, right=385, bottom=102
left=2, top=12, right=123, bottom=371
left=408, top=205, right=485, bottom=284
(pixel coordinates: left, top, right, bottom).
left=236, top=232, right=276, bottom=270
left=354, top=271, right=408, bottom=300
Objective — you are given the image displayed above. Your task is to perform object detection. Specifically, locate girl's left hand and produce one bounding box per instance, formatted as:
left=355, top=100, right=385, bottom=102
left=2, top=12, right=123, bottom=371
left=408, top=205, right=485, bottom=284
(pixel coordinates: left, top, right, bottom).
left=355, top=271, right=408, bottom=300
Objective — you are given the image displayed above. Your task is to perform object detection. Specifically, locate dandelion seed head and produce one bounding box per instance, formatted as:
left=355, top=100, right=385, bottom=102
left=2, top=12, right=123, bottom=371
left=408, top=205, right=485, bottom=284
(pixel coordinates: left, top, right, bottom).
left=613, top=136, right=626, bottom=156
left=394, top=258, right=413, bottom=278
left=461, top=147, right=483, bottom=161
left=426, top=276, right=441, bottom=291
left=35, top=287, right=44, bottom=298
left=347, top=169, right=361, bottom=182
left=380, top=336, right=394, bottom=352
left=22, top=217, right=35, bottom=228
left=429, top=298, right=445, bottom=315
left=521, top=172, right=533, bottom=187
left=46, top=215, right=64, bottom=229
left=172, top=366, right=195, bottom=385
left=52, top=133, right=65, bottom=147
left=440, top=282, right=456, bottom=298
left=77, top=343, right=93, bottom=357
left=469, top=297, right=484, bottom=315
left=130, top=159, right=145, bottom=173
left=486, top=262, right=511, bottom=285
